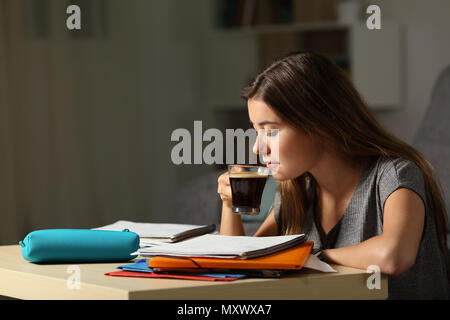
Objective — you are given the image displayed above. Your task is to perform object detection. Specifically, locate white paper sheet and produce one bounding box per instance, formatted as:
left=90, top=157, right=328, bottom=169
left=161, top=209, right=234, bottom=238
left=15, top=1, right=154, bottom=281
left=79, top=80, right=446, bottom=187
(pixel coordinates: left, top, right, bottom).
left=303, top=254, right=337, bottom=272
left=93, top=220, right=212, bottom=238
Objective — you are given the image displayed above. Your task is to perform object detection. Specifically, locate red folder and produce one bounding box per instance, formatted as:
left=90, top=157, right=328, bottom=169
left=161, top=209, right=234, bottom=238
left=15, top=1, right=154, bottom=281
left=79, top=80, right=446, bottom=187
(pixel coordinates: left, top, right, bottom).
left=104, top=270, right=242, bottom=281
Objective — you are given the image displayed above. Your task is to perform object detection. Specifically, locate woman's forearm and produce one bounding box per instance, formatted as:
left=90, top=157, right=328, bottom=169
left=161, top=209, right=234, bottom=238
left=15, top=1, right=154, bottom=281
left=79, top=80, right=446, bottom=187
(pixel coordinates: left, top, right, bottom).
left=321, top=235, right=411, bottom=276
left=219, top=203, right=246, bottom=236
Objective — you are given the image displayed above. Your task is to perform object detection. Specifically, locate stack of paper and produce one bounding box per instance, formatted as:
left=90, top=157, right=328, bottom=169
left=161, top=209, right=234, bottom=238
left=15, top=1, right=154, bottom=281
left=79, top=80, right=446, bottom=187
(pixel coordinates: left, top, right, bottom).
left=137, top=234, right=306, bottom=259
left=141, top=233, right=337, bottom=273
left=103, top=232, right=336, bottom=282
left=93, top=220, right=216, bottom=247
left=104, top=259, right=249, bottom=282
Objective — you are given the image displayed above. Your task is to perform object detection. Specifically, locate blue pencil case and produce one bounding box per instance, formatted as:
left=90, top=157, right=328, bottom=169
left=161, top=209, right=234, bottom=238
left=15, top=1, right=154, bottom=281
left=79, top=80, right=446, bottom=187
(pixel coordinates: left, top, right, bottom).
left=19, top=229, right=140, bottom=263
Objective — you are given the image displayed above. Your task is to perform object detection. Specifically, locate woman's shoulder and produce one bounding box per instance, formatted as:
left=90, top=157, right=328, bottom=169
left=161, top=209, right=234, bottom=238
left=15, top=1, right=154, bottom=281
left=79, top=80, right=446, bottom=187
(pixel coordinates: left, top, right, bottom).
left=371, top=156, right=427, bottom=206
left=373, top=156, right=424, bottom=183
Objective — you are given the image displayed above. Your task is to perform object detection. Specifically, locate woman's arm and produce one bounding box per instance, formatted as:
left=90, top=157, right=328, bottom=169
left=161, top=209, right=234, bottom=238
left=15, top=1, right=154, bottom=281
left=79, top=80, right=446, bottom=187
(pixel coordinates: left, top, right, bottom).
left=253, top=209, right=278, bottom=237
left=219, top=202, right=246, bottom=236
left=322, top=188, right=425, bottom=276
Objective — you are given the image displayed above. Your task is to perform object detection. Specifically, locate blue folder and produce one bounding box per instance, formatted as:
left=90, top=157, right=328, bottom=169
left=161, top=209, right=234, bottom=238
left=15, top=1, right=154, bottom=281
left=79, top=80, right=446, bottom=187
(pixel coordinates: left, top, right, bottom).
left=117, top=259, right=247, bottom=279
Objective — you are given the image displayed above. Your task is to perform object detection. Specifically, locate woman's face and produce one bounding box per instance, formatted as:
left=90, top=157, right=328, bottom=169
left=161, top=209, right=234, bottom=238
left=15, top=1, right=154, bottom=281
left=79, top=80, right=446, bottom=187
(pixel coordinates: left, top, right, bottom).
left=248, top=98, right=324, bottom=181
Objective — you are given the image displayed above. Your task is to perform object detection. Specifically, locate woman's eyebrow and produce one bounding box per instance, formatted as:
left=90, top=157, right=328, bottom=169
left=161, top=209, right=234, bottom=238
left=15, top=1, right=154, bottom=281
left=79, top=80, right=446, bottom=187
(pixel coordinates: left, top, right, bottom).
left=250, top=120, right=280, bottom=126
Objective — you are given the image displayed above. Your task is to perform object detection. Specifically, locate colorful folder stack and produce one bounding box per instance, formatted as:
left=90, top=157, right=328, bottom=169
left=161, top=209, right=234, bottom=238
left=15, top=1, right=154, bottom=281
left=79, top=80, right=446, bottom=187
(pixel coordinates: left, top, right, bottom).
left=105, top=259, right=247, bottom=281
left=105, top=240, right=314, bottom=281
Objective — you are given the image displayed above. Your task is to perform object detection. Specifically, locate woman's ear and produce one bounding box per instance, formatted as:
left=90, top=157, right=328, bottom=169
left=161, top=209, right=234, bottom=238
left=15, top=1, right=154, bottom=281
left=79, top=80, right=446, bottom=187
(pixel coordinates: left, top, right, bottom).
left=303, top=128, right=325, bottom=147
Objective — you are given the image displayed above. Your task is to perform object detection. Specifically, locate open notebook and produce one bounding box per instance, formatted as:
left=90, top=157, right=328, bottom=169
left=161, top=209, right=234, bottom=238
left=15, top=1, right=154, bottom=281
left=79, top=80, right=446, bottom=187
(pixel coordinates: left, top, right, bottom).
left=93, top=220, right=216, bottom=247
left=136, top=233, right=306, bottom=259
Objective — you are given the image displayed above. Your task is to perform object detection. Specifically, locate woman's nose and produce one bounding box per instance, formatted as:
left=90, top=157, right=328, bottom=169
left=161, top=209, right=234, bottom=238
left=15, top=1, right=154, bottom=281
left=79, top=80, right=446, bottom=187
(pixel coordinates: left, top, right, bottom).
left=252, top=131, right=271, bottom=156
left=252, top=137, right=258, bottom=155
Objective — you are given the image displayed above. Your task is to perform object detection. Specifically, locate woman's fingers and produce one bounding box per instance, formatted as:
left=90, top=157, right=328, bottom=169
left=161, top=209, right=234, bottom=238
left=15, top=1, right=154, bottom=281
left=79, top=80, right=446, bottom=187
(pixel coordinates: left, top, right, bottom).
left=218, top=185, right=232, bottom=200
left=217, top=172, right=232, bottom=203
left=218, top=172, right=230, bottom=185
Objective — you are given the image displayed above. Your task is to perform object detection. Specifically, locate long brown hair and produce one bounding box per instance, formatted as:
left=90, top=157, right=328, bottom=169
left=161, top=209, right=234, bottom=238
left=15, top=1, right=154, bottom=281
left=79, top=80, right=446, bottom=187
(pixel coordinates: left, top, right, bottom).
left=241, top=51, right=449, bottom=263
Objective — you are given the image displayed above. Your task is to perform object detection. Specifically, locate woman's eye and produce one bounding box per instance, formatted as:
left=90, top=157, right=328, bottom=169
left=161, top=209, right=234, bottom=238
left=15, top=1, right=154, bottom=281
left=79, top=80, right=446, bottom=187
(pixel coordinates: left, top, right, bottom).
left=255, top=128, right=279, bottom=137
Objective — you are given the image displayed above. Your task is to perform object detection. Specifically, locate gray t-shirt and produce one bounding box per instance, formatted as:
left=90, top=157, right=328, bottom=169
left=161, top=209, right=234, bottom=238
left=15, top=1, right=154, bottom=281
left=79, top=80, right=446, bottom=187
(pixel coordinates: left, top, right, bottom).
left=274, top=156, right=450, bottom=300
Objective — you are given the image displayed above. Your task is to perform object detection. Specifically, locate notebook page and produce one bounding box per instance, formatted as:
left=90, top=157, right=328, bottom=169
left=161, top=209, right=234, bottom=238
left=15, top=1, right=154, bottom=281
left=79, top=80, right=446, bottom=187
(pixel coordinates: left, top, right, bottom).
left=137, top=234, right=305, bottom=258
left=93, top=220, right=212, bottom=238
left=303, top=254, right=337, bottom=272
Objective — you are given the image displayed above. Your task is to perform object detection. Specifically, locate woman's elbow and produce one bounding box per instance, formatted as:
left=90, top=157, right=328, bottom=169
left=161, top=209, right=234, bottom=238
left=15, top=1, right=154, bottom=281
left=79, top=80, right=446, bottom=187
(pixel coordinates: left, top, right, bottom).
left=379, top=248, right=416, bottom=276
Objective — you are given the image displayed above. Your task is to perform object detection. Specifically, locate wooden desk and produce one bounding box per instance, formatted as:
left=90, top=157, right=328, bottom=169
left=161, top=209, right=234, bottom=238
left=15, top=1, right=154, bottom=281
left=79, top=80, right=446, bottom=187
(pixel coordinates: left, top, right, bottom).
left=0, top=245, right=387, bottom=300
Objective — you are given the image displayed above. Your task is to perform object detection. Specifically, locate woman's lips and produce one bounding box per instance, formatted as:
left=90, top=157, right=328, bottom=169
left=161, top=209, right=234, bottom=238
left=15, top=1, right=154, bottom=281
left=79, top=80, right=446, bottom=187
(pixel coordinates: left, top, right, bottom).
left=267, top=162, right=279, bottom=168
left=266, top=162, right=280, bottom=174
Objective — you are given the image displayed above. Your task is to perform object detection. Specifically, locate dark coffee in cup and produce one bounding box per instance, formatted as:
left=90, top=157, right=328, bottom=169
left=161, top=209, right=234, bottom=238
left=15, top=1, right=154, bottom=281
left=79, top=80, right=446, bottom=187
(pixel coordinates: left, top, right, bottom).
left=229, top=171, right=268, bottom=215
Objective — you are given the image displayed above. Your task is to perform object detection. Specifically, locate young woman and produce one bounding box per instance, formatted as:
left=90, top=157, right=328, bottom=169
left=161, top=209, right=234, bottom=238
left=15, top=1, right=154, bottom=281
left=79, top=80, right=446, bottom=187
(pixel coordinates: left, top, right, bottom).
left=217, top=52, right=449, bottom=299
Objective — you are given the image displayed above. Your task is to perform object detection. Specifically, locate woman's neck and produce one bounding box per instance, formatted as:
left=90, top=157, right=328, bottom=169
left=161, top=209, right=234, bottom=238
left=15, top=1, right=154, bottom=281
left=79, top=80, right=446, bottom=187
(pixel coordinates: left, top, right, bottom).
left=308, top=151, right=367, bottom=208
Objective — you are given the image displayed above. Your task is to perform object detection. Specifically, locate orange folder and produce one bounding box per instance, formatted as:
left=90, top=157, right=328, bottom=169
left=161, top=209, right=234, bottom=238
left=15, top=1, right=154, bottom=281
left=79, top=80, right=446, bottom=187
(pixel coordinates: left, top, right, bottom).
left=148, top=241, right=313, bottom=271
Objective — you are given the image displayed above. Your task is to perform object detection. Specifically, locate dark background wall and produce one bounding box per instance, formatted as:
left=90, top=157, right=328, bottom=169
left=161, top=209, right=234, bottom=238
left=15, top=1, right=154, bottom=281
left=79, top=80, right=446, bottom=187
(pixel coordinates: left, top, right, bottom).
left=0, top=0, right=449, bottom=245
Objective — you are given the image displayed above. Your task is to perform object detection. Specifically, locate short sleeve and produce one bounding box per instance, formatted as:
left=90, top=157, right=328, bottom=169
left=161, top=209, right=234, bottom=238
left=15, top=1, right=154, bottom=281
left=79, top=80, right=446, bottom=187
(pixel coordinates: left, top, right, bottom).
left=378, top=158, right=427, bottom=214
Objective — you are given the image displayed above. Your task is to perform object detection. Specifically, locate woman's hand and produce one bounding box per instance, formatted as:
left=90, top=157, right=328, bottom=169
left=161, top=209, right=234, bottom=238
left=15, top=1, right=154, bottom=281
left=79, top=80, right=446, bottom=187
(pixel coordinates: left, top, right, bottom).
left=218, top=171, right=245, bottom=236
left=217, top=171, right=232, bottom=208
